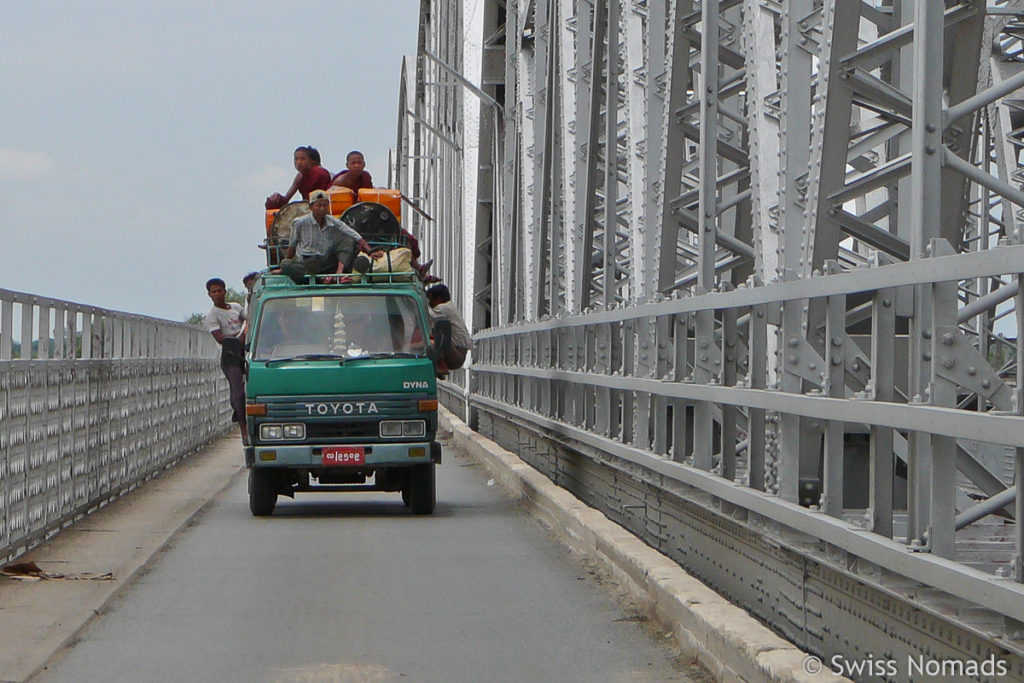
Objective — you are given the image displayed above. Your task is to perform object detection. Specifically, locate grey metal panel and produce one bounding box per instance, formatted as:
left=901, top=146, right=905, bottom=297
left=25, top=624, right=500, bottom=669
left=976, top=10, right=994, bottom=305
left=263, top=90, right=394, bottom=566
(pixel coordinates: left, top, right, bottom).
left=467, top=395, right=1024, bottom=631
left=0, top=289, right=227, bottom=565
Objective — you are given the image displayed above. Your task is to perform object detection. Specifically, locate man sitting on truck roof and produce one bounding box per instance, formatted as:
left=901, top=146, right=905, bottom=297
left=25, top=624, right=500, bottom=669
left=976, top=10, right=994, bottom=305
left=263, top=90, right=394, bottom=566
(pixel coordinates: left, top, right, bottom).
left=330, top=150, right=374, bottom=192
left=278, top=190, right=373, bottom=284
left=265, top=145, right=332, bottom=210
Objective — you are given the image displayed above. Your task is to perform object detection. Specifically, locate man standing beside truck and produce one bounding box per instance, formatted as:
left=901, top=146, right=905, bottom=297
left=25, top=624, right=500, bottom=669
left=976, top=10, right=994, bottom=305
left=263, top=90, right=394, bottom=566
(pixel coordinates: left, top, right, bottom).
left=205, top=277, right=248, bottom=445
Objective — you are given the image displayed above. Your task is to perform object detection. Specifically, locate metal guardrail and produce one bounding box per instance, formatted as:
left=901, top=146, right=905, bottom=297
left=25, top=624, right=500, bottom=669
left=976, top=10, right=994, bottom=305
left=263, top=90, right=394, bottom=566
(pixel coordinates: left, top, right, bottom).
left=0, top=288, right=230, bottom=563
left=407, top=0, right=1024, bottom=673
left=469, top=245, right=1024, bottom=638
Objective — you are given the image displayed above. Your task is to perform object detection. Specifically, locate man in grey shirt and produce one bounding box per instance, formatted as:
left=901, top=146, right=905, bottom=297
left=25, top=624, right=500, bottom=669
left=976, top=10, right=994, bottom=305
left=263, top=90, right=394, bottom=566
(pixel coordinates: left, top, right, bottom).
left=426, top=283, right=472, bottom=378
left=279, top=189, right=371, bottom=283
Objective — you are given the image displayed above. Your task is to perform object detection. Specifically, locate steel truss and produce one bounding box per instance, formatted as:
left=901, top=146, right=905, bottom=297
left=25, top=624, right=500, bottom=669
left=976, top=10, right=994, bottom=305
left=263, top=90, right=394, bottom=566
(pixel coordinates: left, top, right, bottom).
left=398, top=0, right=1024, bottom=665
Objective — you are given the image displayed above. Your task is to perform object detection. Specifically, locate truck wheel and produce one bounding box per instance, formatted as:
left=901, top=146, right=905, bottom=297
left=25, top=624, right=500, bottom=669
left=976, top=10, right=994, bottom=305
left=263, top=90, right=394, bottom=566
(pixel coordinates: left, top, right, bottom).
left=249, top=468, right=278, bottom=516
left=408, top=463, right=435, bottom=515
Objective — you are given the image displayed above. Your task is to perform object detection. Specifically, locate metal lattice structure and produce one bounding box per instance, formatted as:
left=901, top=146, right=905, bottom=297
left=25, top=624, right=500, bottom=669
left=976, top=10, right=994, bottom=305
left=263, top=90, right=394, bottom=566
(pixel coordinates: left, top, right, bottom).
left=0, top=289, right=229, bottom=564
left=398, top=0, right=1024, bottom=671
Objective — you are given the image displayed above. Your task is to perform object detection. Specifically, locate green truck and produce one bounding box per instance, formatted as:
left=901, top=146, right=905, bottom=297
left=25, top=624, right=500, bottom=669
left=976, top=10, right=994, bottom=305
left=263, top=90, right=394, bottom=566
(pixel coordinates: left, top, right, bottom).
left=243, top=201, right=440, bottom=516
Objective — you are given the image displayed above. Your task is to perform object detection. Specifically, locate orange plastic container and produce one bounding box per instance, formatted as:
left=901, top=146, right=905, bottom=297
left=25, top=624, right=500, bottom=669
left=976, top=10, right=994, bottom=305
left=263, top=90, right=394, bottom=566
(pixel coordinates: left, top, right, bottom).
left=265, top=209, right=280, bottom=236
left=358, top=188, right=402, bottom=220
left=328, top=187, right=356, bottom=216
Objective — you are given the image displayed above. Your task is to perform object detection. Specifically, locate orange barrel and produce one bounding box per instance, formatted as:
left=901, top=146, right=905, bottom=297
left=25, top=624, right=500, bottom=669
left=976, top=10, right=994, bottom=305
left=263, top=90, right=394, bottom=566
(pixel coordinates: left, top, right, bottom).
left=357, top=188, right=402, bottom=220
left=265, top=209, right=280, bottom=237
left=328, top=187, right=356, bottom=216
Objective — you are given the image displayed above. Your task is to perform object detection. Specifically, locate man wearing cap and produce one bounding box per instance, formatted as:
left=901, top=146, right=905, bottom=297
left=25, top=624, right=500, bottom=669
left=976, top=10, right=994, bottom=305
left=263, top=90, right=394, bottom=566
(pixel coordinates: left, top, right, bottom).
left=278, top=189, right=372, bottom=283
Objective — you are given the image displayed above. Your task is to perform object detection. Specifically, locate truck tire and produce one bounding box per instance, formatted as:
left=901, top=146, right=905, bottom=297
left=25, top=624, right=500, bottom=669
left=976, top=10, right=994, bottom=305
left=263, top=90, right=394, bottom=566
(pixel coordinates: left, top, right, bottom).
left=408, top=463, right=435, bottom=515
left=249, top=468, right=278, bottom=516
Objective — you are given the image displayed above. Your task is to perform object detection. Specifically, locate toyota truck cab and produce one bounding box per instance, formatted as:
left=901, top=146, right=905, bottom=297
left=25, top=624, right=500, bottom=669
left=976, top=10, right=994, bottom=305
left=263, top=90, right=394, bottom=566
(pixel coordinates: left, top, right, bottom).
left=244, top=197, right=440, bottom=516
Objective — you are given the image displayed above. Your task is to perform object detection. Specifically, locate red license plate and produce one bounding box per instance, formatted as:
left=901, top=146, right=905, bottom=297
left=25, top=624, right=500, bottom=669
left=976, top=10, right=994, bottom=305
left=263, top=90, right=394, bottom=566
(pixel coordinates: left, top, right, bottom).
left=322, top=446, right=365, bottom=466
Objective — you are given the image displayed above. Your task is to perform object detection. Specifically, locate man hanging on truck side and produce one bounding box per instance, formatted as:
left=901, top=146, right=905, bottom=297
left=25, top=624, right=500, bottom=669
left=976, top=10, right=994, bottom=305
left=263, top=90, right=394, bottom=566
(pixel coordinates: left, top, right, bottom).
left=205, top=277, right=248, bottom=445
left=426, top=283, right=472, bottom=378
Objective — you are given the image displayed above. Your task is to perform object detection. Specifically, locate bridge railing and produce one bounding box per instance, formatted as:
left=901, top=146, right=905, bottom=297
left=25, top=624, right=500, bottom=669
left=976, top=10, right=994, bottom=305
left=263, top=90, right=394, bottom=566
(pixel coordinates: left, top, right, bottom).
left=0, top=288, right=230, bottom=564
left=471, top=245, right=1024, bottom=628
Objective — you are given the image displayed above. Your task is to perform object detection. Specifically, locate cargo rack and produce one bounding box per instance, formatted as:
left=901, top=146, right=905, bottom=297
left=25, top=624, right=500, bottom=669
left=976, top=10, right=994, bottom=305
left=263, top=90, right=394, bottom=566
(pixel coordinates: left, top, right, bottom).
left=261, top=198, right=412, bottom=274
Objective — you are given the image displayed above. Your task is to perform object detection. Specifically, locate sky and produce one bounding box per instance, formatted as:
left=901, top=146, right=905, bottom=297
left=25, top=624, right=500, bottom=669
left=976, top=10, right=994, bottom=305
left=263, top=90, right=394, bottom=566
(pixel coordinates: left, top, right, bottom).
left=0, top=2, right=421, bottom=321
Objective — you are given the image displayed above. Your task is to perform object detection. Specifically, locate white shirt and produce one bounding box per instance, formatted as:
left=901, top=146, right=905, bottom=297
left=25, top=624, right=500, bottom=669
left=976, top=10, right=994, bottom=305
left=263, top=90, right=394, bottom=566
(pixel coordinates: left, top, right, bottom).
left=205, top=303, right=246, bottom=338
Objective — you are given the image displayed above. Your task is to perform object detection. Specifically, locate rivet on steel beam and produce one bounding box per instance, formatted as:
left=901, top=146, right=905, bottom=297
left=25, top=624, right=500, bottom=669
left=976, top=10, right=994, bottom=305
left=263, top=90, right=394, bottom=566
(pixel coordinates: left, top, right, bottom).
left=882, top=299, right=891, bottom=308
left=942, top=334, right=954, bottom=346
left=982, top=379, right=991, bottom=389
left=967, top=366, right=976, bottom=376
left=923, top=353, right=931, bottom=361
left=942, top=359, right=954, bottom=369
left=922, top=330, right=932, bottom=339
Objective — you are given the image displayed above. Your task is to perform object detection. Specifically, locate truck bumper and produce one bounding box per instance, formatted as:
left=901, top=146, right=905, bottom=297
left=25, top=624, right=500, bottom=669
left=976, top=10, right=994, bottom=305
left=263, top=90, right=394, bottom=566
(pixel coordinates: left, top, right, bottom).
left=251, top=441, right=440, bottom=468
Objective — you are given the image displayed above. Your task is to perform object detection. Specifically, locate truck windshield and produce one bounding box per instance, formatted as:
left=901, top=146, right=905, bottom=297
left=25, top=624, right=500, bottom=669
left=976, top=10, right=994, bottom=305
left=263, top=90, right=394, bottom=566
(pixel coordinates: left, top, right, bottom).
left=252, top=294, right=427, bottom=361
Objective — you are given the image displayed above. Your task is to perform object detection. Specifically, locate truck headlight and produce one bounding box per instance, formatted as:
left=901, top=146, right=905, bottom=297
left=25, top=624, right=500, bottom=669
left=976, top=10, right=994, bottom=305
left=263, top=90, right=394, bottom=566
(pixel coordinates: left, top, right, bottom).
left=283, top=424, right=306, bottom=439
left=261, top=424, right=283, bottom=440
left=402, top=420, right=426, bottom=437
left=380, top=421, right=403, bottom=437
left=379, top=420, right=425, bottom=438
left=260, top=424, right=305, bottom=441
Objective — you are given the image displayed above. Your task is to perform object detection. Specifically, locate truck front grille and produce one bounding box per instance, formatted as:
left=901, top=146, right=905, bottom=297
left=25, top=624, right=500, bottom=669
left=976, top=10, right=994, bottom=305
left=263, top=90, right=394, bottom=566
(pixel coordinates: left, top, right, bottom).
left=304, top=420, right=380, bottom=440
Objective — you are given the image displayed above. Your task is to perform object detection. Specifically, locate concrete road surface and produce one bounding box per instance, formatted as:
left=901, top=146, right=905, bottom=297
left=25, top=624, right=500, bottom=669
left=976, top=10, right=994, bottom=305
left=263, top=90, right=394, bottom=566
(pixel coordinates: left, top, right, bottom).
left=36, top=442, right=710, bottom=682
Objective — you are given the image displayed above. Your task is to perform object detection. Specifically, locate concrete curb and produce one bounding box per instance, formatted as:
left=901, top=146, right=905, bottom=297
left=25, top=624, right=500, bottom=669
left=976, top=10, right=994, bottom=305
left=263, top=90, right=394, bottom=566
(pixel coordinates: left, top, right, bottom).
left=440, top=406, right=850, bottom=683
left=0, top=436, right=245, bottom=683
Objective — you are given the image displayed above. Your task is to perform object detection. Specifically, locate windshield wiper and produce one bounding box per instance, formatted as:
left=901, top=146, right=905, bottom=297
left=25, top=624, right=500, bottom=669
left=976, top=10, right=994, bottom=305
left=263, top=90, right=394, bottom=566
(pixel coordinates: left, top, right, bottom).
left=264, top=353, right=348, bottom=366
left=343, top=352, right=426, bottom=362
